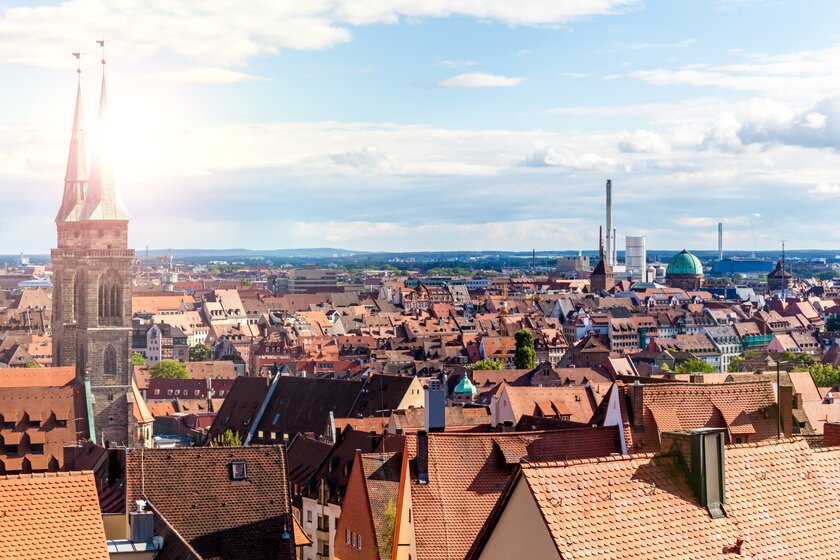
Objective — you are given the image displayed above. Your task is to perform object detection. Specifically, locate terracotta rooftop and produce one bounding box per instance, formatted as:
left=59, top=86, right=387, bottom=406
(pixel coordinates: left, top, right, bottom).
left=0, top=471, right=109, bottom=559
left=0, top=366, right=75, bottom=388
left=499, top=439, right=840, bottom=559
left=630, top=381, right=779, bottom=451
left=406, top=427, right=621, bottom=560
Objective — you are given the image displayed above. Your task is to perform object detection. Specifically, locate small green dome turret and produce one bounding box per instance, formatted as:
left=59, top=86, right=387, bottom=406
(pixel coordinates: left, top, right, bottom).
left=454, top=374, right=478, bottom=396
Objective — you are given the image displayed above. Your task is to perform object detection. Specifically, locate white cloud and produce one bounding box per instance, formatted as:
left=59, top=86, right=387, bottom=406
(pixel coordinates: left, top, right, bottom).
left=629, top=46, right=840, bottom=102
left=809, top=182, right=840, bottom=196
left=435, top=72, right=525, bottom=88
left=520, top=146, right=615, bottom=170
left=613, top=38, right=696, bottom=51
left=329, top=146, right=397, bottom=172
left=436, top=59, right=475, bottom=68
left=0, top=0, right=639, bottom=69
left=801, top=112, right=827, bottom=130
left=618, top=129, right=670, bottom=154
left=152, top=68, right=264, bottom=84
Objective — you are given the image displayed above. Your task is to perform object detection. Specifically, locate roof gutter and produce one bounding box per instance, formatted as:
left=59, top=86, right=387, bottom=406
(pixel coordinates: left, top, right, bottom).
left=84, top=379, right=97, bottom=444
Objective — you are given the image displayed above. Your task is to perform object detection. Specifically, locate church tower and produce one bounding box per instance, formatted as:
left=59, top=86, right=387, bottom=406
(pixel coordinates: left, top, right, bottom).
left=52, top=51, right=134, bottom=447
left=590, top=227, right=615, bottom=293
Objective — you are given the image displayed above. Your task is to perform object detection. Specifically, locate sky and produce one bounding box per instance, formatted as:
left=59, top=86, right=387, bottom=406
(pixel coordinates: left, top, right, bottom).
left=2, top=0, right=840, bottom=254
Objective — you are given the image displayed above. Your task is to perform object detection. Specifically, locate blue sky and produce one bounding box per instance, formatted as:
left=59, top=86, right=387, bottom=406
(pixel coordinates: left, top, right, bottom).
left=2, top=0, right=840, bottom=253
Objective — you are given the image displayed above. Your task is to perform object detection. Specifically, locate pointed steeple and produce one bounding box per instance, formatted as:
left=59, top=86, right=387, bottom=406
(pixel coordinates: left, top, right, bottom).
left=81, top=51, right=129, bottom=221
left=56, top=74, right=89, bottom=223
left=593, top=226, right=613, bottom=275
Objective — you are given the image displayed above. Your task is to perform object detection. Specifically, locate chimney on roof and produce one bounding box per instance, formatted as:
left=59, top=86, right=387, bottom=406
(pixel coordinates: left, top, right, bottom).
left=663, top=429, right=726, bottom=519
left=129, top=500, right=155, bottom=544
left=417, top=430, right=429, bottom=484
left=424, top=378, right=446, bottom=433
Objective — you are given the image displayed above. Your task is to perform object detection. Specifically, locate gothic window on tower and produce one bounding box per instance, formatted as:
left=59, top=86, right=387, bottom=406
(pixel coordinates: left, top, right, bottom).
left=104, top=345, right=117, bottom=378
left=98, top=269, right=123, bottom=326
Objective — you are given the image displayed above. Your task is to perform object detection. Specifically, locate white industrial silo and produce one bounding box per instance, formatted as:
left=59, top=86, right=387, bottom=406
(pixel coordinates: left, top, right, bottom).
left=655, top=265, right=667, bottom=282
left=625, top=236, right=647, bottom=282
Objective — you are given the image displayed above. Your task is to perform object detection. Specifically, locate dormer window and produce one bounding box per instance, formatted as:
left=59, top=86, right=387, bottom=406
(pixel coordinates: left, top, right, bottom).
left=229, top=461, right=247, bottom=481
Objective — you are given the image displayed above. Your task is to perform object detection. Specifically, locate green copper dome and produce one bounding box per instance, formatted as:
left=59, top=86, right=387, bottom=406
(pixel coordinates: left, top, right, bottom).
left=667, top=249, right=703, bottom=276
left=454, top=374, right=478, bottom=396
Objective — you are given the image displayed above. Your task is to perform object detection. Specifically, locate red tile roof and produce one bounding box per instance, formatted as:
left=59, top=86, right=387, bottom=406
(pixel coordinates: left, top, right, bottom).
left=406, top=427, right=621, bottom=560
left=0, top=471, right=109, bottom=559
left=630, top=381, right=778, bottom=451
left=507, top=439, right=840, bottom=559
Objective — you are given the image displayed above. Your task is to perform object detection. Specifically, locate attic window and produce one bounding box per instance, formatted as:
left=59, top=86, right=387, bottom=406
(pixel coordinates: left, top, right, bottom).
left=229, top=461, right=247, bottom=481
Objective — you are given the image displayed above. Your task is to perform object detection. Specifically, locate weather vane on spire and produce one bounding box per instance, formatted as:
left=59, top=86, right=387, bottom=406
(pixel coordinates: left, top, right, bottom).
left=72, top=50, right=85, bottom=75
left=96, top=39, right=108, bottom=66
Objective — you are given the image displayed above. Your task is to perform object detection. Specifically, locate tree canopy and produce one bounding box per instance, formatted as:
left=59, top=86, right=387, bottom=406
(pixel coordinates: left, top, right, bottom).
left=189, top=343, right=211, bottom=362
left=130, top=352, right=145, bottom=366
left=149, top=359, right=189, bottom=379
left=470, top=358, right=503, bottom=371
left=514, top=329, right=536, bottom=370
left=675, top=358, right=716, bottom=374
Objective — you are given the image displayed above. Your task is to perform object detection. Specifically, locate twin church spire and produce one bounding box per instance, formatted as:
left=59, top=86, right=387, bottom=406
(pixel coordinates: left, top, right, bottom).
left=56, top=43, right=129, bottom=223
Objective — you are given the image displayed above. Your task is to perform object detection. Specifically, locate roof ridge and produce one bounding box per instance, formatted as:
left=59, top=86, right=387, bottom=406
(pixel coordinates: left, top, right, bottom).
left=522, top=451, right=661, bottom=469
left=421, top=427, right=602, bottom=439
left=0, top=469, right=94, bottom=480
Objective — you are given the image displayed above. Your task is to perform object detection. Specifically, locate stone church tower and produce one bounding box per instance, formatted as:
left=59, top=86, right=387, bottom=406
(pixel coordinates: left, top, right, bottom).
left=590, top=227, right=615, bottom=294
left=52, top=62, right=135, bottom=447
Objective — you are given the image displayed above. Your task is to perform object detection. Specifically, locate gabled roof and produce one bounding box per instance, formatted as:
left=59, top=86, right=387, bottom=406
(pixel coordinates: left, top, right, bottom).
left=125, top=446, right=296, bottom=560
left=209, top=374, right=418, bottom=441
left=501, top=385, right=600, bottom=424
left=632, top=381, right=778, bottom=451
left=0, top=471, right=109, bottom=559
left=499, top=439, right=840, bottom=560
left=406, top=428, right=621, bottom=560
left=360, top=452, right=402, bottom=553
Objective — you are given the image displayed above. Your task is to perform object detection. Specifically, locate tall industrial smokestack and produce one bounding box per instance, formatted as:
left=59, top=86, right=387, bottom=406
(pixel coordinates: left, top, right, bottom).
left=612, top=228, right=617, bottom=266
left=605, top=180, right=612, bottom=267
left=718, top=222, right=723, bottom=261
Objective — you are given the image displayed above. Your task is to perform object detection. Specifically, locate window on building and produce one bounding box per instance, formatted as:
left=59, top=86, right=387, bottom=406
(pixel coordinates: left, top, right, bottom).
left=55, top=420, right=67, bottom=429
left=29, top=420, right=41, bottom=429
left=5, top=444, right=19, bottom=456
left=229, top=461, right=247, bottom=481
left=103, top=345, right=118, bottom=377
left=307, top=510, right=312, bottom=523
left=30, top=443, right=44, bottom=454
left=345, top=529, right=350, bottom=544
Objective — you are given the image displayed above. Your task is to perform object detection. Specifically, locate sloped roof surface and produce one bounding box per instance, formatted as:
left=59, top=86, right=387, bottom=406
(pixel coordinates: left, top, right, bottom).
left=521, top=439, right=840, bottom=559
left=0, top=471, right=109, bottom=560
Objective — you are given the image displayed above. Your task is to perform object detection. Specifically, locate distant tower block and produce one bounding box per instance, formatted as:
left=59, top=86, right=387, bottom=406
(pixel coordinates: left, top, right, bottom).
left=625, top=236, right=647, bottom=282
left=605, top=180, right=613, bottom=267
left=718, top=222, right=723, bottom=261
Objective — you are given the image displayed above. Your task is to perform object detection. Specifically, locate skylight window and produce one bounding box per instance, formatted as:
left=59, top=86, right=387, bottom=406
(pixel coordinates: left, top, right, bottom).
left=229, top=461, right=247, bottom=481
